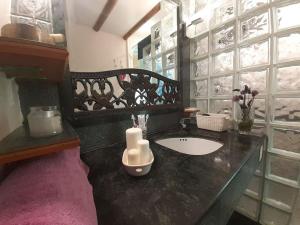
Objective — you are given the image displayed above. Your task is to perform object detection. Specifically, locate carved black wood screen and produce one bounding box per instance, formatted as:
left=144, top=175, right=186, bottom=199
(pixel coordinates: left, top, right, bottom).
left=71, top=69, right=181, bottom=117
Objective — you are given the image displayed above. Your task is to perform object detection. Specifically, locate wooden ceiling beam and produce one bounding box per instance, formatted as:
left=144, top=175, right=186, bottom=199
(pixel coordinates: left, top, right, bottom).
left=123, top=3, right=161, bottom=40
left=93, top=0, right=118, bottom=32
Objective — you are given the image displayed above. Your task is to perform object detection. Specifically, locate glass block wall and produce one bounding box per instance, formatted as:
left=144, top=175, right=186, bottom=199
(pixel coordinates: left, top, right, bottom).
left=140, top=1, right=178, bottom=80
left=10, top=0, right=53, bottom=36
left=182, top=0, right=300, bottom=224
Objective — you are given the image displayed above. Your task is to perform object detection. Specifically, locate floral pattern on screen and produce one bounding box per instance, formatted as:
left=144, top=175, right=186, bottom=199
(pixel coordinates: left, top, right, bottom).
left=241, top=12, right=269, bottom=40
left=213, top=25, right=235, bottom=50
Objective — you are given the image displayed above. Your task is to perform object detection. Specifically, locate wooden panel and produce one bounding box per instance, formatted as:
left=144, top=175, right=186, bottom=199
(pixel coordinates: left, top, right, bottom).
left=0, top=122, right=80, bottom=165
left=0, top=138, right=80, bottom=165
left=0, top=37, right=68, bottom=82
left=70, top=68, right=181, bottom=120
left=123, top=3, right=161, bottom=40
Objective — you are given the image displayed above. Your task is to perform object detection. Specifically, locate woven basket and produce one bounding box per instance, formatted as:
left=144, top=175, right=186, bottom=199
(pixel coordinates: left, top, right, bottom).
left=196, top=113, right=231, bottom=132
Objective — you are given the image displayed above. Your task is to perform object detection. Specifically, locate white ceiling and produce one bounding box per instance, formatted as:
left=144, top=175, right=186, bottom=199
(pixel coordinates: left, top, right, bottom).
left=71, top=0, right=161, bottom=36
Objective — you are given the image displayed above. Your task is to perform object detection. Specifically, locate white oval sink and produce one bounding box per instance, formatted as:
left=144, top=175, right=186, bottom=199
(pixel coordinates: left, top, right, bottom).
left=155, top=137, right=223, bottom=155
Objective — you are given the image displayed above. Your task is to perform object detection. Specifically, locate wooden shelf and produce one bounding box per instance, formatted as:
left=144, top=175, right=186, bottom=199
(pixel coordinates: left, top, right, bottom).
left=0, top=122, right=80, bottom=165
left=0, top=37, right=68, bottom=82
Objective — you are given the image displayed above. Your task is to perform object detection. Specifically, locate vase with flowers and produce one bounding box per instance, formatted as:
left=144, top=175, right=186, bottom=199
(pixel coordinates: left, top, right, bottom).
left=233, top=85, right=259, bottom=134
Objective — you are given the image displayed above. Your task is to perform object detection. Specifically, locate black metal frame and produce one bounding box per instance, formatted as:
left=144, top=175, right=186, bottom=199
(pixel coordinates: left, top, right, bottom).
left=70, top=68, right=182, bottom=120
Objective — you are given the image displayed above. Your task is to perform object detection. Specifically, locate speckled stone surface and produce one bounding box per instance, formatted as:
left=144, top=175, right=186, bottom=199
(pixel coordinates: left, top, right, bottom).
left=82, top=127, right=265, bottom=225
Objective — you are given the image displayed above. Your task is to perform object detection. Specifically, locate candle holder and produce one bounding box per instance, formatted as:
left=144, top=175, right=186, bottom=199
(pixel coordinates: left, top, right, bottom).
left=122, top=149, right=154, bottom=176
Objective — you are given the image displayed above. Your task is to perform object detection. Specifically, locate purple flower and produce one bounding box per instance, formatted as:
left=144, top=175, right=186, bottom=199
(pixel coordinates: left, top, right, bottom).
left=233, top=84, right=258, bottom=110
left=252, top=90, right=259, bottom=97
left=232, top=95, right=240, bottom=102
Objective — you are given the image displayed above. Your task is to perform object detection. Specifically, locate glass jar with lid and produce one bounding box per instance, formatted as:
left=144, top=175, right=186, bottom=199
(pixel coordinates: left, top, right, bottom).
left=27, top=106, right=63, bottom=137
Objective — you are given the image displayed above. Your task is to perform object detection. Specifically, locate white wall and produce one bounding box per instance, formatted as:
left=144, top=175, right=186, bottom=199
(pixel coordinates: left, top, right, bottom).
left=67, top=24, right=127, bottom=72
left=0, top=0, right=11, bottom=29
left=65, top=0, right=127, bottom=72
left=0, top=75, right=23, bottom=140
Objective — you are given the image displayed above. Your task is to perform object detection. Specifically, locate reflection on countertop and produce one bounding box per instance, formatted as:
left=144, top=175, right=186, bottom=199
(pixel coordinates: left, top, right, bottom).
left=82, top=126, right=266, bottom=225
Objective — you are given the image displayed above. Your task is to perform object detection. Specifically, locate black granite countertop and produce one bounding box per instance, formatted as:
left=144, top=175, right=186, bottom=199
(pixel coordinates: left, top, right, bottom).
left=82, top=127, right=265, bottom=225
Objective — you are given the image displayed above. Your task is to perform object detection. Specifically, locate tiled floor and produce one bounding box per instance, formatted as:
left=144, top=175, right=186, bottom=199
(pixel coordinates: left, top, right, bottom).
left=290, top=194, right=300, bottom=225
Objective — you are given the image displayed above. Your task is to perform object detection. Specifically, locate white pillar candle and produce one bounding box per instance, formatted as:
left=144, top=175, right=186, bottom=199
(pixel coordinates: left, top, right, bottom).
left=126, top=128, right=142, bottom=150
left=127, top=148, right=141, bottom=165
left=137, top=139, right=150, bottom=163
